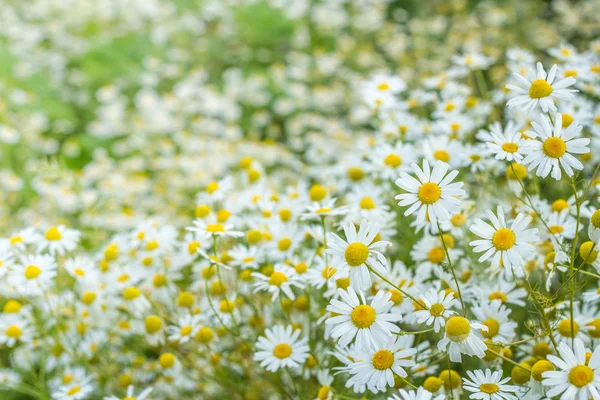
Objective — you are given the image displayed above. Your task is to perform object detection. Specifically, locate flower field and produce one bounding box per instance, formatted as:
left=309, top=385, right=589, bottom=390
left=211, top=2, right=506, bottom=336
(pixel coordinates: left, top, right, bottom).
left=1, top=0, right=600, bottom=399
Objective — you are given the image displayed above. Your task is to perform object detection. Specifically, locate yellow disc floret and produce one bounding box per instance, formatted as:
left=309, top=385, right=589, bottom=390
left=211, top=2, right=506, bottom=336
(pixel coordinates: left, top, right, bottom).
left=568, top=365, right=594, bottom=388
left=446, top=316, right=471, bottom=342
left=492, top=228, right=516, bottom=251
left=529, top=79, right=553, bottom=99
left=350, top=305, right=376, bottom=328
left=371, top=349, right=394, bottom=370
left=345, top=243, right=369, bottom=267
left=418, top=182, right=441, bottom=205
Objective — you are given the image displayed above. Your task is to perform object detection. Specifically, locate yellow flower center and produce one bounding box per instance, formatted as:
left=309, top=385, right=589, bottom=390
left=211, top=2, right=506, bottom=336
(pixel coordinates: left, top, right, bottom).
left=549, top=225, right=564, bottom=234
left=315, top=207, right=332, bottom=214
left=321, top=266, right=337, bottom=279
left=423, top=377, right=443, bottom=393
left=187, top=241, right=200, bottom=254
left=533, top=341, right=551, bottom=358
left=479, top=383, right=499, bottom=394
left=418, top=182, right=442, bottom=205
left=580, top=241, right=598, bottom=263
left=104, top=244, right=119, bottom=260
left=591, top=210, right=600, bottom=229
left=371, top=349, right=394, bottom=370
left=434, top=150, right=450, bottom=162
left=360, top=197, right=376, bottom=210
left=446, top=316, right=471, bottom=342
left=562, top=113, right=574, bottom=128
left=219, top=300, right=235, bottom=313
left=279, top=209, right=292, bottom=221
left=529, top=79, right=553, bottom=99
left=451, top=213, right=466, bottom=227
left=45, top=227, right=62, bottom=241
left=501, top=142, right=519, bottom=153
left=153, top=274, right=167, bottom=287
left=145, top=315, right=162, bottom=333
left=344, top=243, right=369, bottom=267
left=350, top=304, right=376, bottom=328
left=278, top=238, right=292, bottom=251
left=159, top=353, right=176, bottom=369
left=532, top=360, right=555, bottom=381
left=123, top=287, right=141, bottom=300
left=542, top=137, right=567, bottom=158
left=273, top=343, right=292, bottom=359
left=67, top=386, right=81, bottom=396
left=568, top=365, right=594, bottom=388
left=309, top=185, right=327, bottom=201
left=6, top=325, right=22, bottom=338
left=557, top=318, right=579, bottom=338
left=430, top=303, right=445, bottom=317
left=482, top=318, right=500, bottom=338
left=492, top=228, right=516, bottom=251
left=206, top=224, right=225, bottom=233
left=24, top=265, right=41, bottom=280
left=180, top=325, right=193, bottom=336
left=317, top=386, right=330, bottom=400
left=206, top=182, right=219, bottom=194
left=552, top=199, right=569, bottom=212
left=384, top=153, right=402, bottom=168
left=268, top=271, right=288, bottom=286
left=427, top=247, right=445, bottom=264
left=489, top=291, right=507, bottom=303
left=82, top=291, right=96, bottom=305
left=377, top=83, right=390, bottom=91
left=145, top=240, right=159, bottom=251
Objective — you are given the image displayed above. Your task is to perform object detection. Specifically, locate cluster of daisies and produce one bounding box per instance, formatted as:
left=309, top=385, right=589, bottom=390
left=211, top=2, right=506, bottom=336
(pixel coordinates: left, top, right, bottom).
left=2, top=1, right=600, bottom=400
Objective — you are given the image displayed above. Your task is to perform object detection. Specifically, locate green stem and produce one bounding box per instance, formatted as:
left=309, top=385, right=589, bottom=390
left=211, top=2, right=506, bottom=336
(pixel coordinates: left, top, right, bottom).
left=366, top=264, right=428, bottom=310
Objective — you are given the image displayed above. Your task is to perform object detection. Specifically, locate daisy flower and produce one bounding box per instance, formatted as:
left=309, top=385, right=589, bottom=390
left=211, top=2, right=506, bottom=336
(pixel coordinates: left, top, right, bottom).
left=521, top=114, right=589, bottom=180
left=254, top=325, right=309, bottom=372
left=186, top=219, right=243, bottom=239
left=482, top=121, right=527, bottom=162
left=326, top=219, right=391, bottom=290
left=8, top=254, right=58, bottom=296
left=348, top=336, right=416, bottom=392
left=413, top=289, right=457, bottom=332
left=0, top=315, right=33, bottom=348
left=34, top=225, right=80, bottom=255
left=167, top=314, right=202, bottom=344
left=438, top=316, right=488, bottom=362
left=469, top=206, right=539, bottom=278
left=300, top=198, right=349, bottom=221
left=395, top=160, right=465, bottom=226
left=252, top=263, right=305, bottom=301
left=388, top=387, right=445, bottom=400
left=463, top=369, right=520, bottom=400
left=542, top=338, right=600, bottom=400
left=471, top=300, right=517, bottom=344
left=325, top=287, right=402, bottom=349
left=507, top=62, right=577, bottom=113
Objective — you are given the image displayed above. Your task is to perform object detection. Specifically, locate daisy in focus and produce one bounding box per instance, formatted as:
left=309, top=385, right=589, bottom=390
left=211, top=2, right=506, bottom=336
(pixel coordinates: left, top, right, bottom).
left=254, top=325, right=309, bottom=372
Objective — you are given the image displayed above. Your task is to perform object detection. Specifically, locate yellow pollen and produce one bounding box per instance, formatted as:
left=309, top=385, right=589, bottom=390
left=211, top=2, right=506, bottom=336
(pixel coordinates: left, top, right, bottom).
left=309, top=185, right=327, bottom=201
left=492, top=228, right=516, bottom=251
left=360, top=197, right=376, bottom=210
left=591, top=210, right=600, bottom=228
left=489, top=291, right=507, bottom=303
left=180, top=325, right=193, bottom=336
left=187, top=241, right=200, bottom=254
left=377, top=83, right=390, bottom=91
left=507, top=163, right=527, bottom=180
left=444, top=102, right=455, bottom=112
left=217, top=209, right=231, bottom=223
left=542, top=137, right=567, bottom=158
left=501, top=142, right=519, bottom=153
left=268, top=271, right=288, bottom=286
left=206, top=182, right=219, bottom=194
left=371, top=349, right=394, bottom=370
left=580, top=241, right=598, bottom=263
left=206, top=224, right=225, bottom=233
left=145, top=315, right=162, bottom=333
left=532, top=360, right=555, bottom=381
left=434, top=150, right=450, bottom=162
left=219, top=300, right=235, bottom=313
left=479, top=383, right=499, bottom=394
left=24, top=265, right=41, bottom=280
left=529, top=79, right=553, bottom=98
left=427, top=247, right=445, bottom=264
left=153, top=274, right=166, bottom=287
left=315, top=207, right=332, bottom=214
left=552, top=199, right=569, bottom=212
left=279, top=209, right=292, bottom=221
left=82, top=291, right=96, bottom=305
left=384, top=153, right=402, bottom=168
left=350, top=305, right=376, bottom=328
left=321, top=266, right=337, bottom=279
left=159, top=353, right=176, bottom=369
left=446, top=316, right=471, bottom=342
left=145, top=240, right=159, bottom=251
left=104, top=244, right=119, bottom=261
left=45, top=227, right=62, bottom=241
left=557, top=318, right=579, bottom=338
left=549, top=225, right=564, bottom=234
left=6, top=325, right=21, bottom=338
left=273, top=343, right=292, bottom=359
left=123, top=287, right=141, bottom=300
left=429, top=303, right=445, bottom=317
left=347, top=167, right=365, bottom=181
left=67, top=386, right=81, bottom=396
left=344, top=243, right=369, bottom=267
left=451, top=213, right=466, bottom=227
left=195, top=204, right=211, bottom=218
left=561, top=113, right=574, bottom=127
left=482, top=318, right=500, bottom=338
left=418, top=182, right=441, bottom=205
left=9, top=235, right=23, bottom=245
left=423, top=377, right=443, bottom=393
left=568, top=365, right=594, bottom=388
left=450, top=123, right=461, bottom=133
left=4, top=300, right=22, bottom=313
left=277, top=238, right=292, bottom=251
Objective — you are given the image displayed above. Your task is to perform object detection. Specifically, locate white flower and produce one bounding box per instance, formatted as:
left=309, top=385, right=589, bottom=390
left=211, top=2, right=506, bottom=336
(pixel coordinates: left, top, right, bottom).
left=471, top=300, right=517, bottom=344
left=388, top=387, right=445, bottom=400
left=254, top=325, right=309, bottom=372
left=104, top=385, right=152, bottom=400
left=542, top=338, right=600, bottom=400
left=252, top=264, right=305, bottom=301
left=8, top=254, right=57, bottom=296
left=395, top=160, right=465, bottom=226
left=469, top=206, right=539, bottom=278
left=521, top=114, right=589, bottom=180
left=348, top=336, right=416, bottom=393
left=186, top=219, right=243, bottom=239
left=483, top=121, right=527, bottom=162
left=326, top=219, right=390, bottom=290
left=437, top=316, right=488, bottom=362
left=33, top=225, right=80, bottom=255
left=413, top=289, right=457, bottom=332
left=326, top=287, right=402, bottom=349
left=507, top=62, right=577, bottom=113
left=463, top=369, right=520, bottom=400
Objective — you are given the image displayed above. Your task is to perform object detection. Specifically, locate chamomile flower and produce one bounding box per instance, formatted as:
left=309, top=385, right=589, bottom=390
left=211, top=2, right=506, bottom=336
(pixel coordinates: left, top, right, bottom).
left=34, top=225, right=80, bottom=255
left=395, top=160, right=465, bottom=226
left=252, top=263, right=305, bottom=301
left=462, top=369, right=519, bottom=400
left=9, top=254, right=57, bottom=296
left=0, top=315, right=33, bottom=347
left=167, top=314, right=202, bottom=344
left=542, top=338, right=600, bottom=400
left=388, top=387, right=445, bottom=400
left=471, top=300, right=517, bottom=344
left=103, top=385, right=152, bottom=400
left=507, top=62, right=577, bottom=113
left=469, top=206, right=539, bottom=278
left=414, top=289, right=458, bottom=332
left=326, top=287, right=402, bottom=349
left=254, top=325, right=309, bottom=372
left=483, top=121, right=527, bottom=162
left=438, top=316, right=488, bottom=362
left=348, top=336, right=416, bottom=392
left=326, top=219, right=391, bottom=290
left=186, top=219, right=243, bottom=239
left=521, top=113, right=589, bottom=180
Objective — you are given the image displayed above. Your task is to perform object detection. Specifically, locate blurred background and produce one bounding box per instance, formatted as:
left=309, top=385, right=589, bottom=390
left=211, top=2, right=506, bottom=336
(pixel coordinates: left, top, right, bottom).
left=0, top=0, right=599, bottom=248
